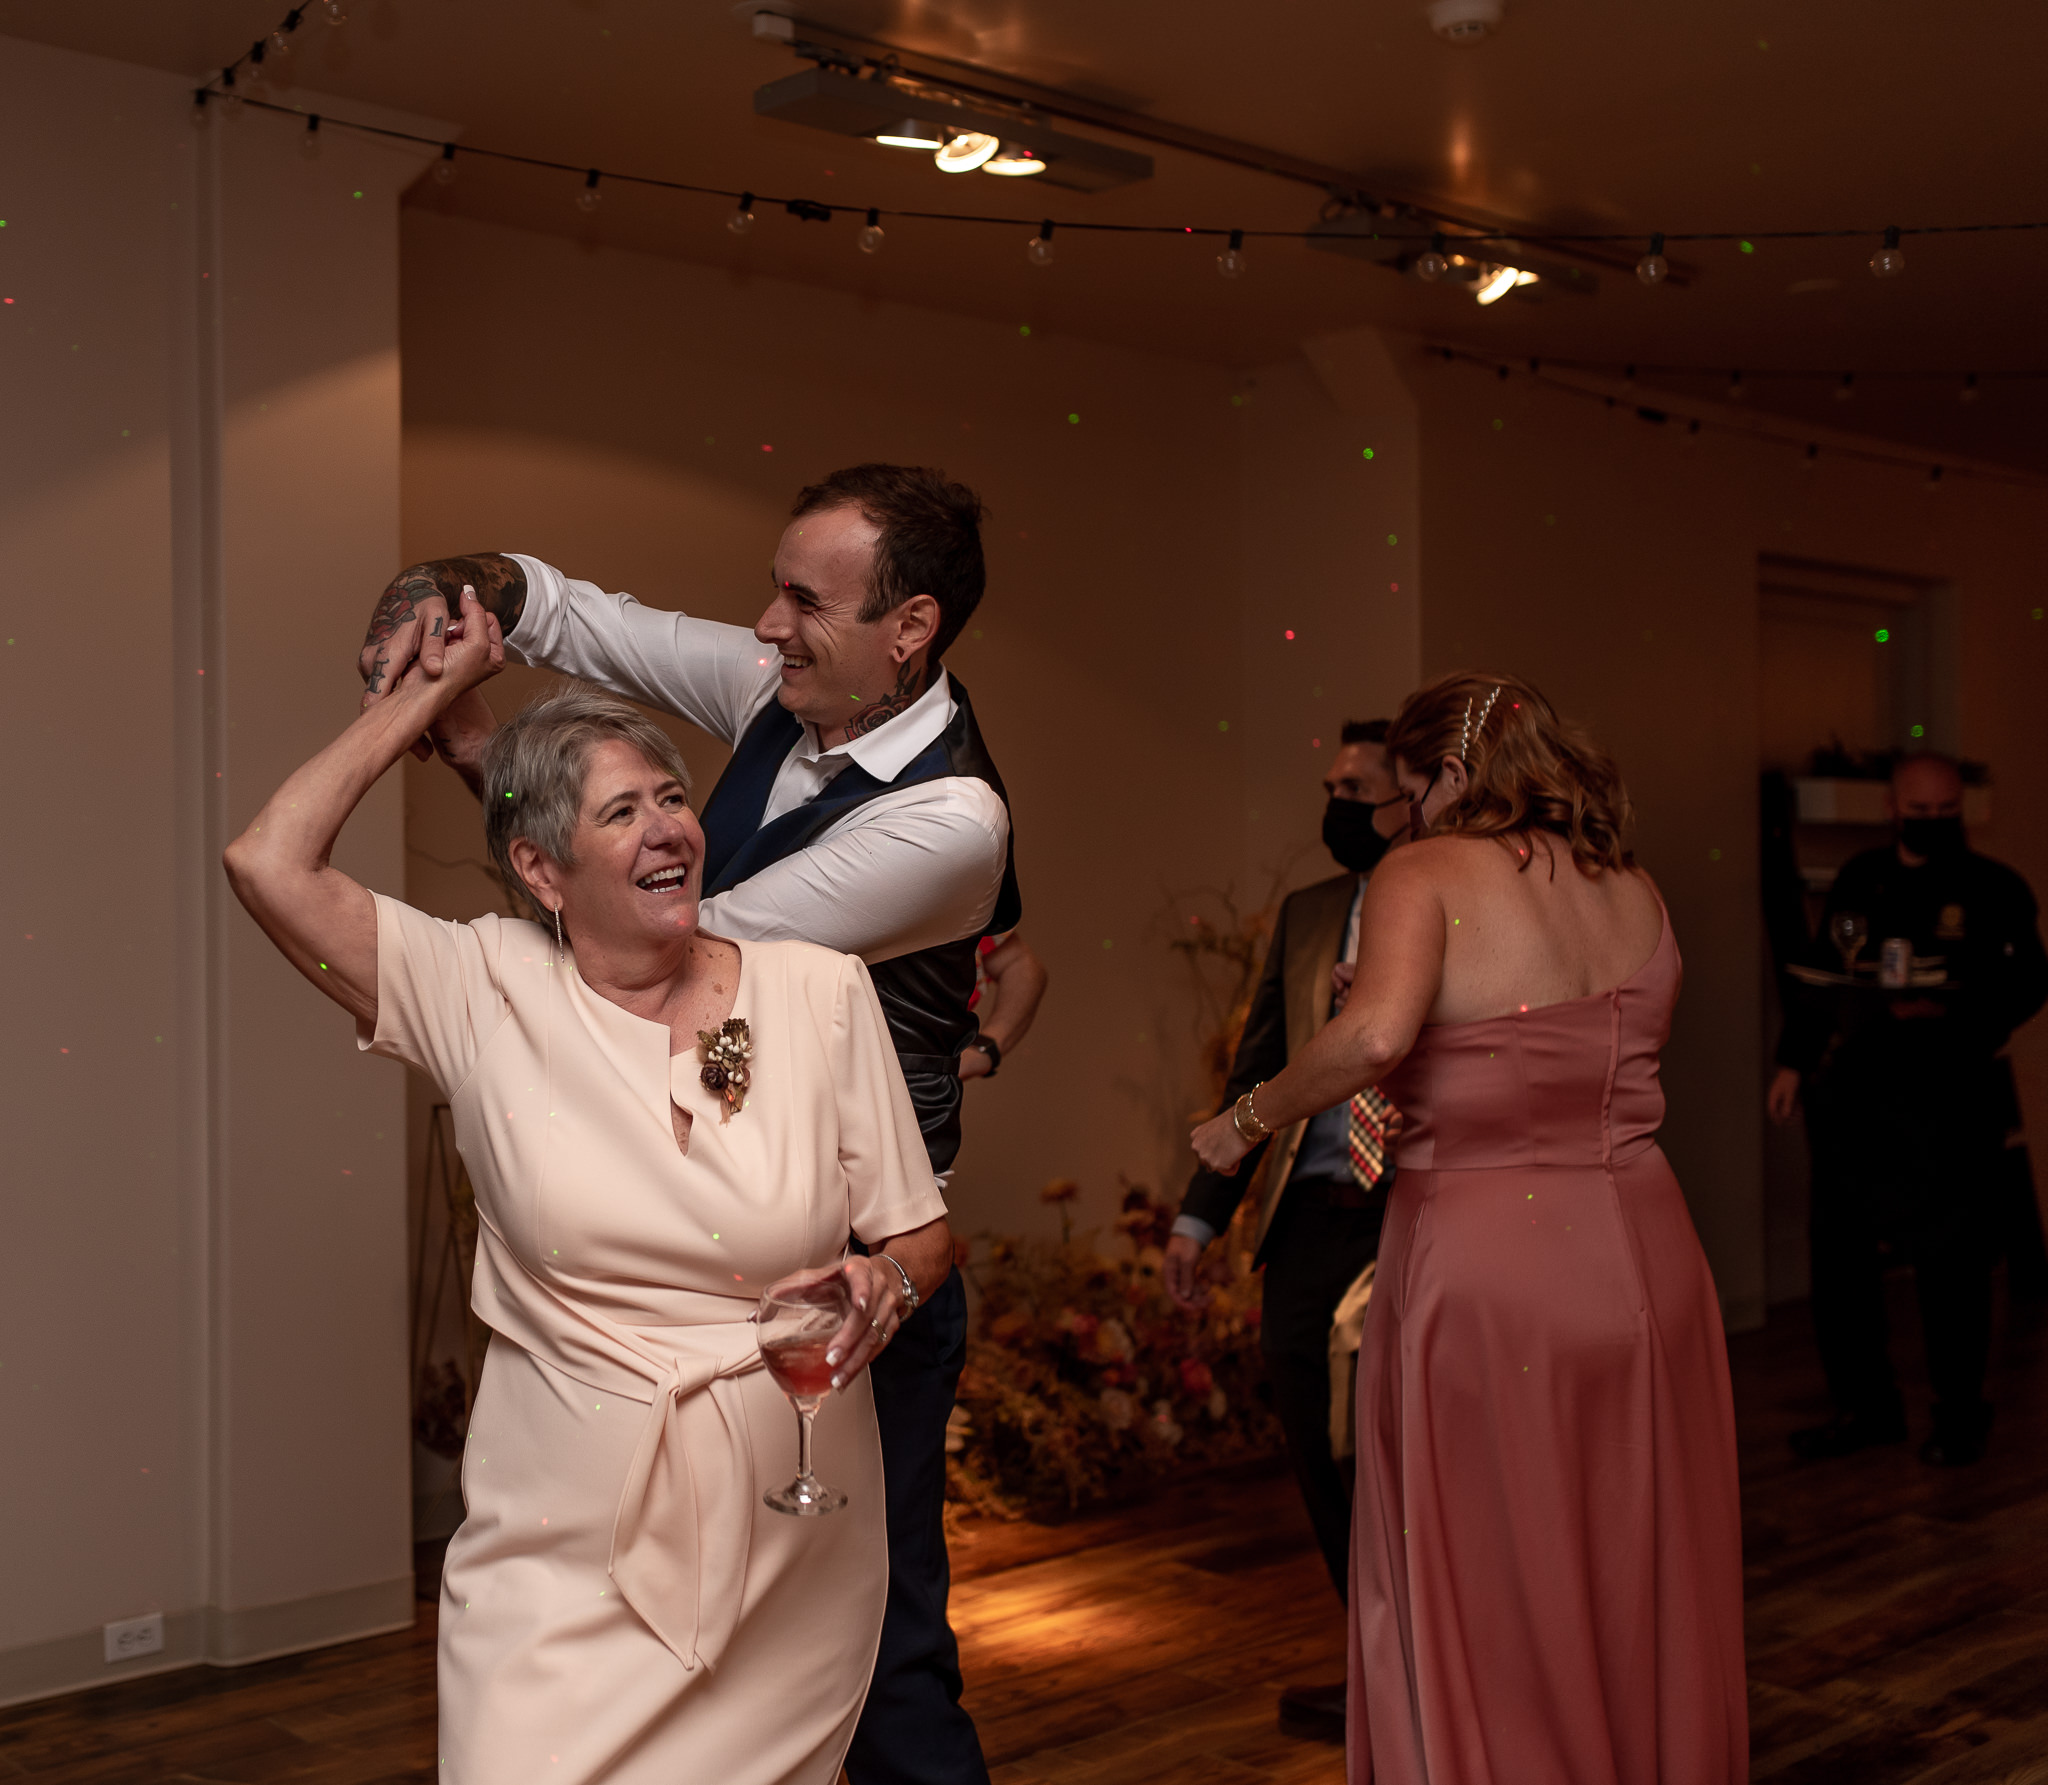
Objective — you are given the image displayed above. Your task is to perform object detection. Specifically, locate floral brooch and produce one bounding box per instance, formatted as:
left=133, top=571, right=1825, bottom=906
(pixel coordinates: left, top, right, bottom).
left=698, top=1016, right=752, bottom=1117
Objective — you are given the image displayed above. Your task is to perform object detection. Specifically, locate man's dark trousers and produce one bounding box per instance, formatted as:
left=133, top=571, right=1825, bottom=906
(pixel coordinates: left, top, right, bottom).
left=1257, top=1182, right=1385, bottom=1600
left=1807, top=1087, right=2000, bottom=1447
left=844, top=1267, right=987, bottom=1785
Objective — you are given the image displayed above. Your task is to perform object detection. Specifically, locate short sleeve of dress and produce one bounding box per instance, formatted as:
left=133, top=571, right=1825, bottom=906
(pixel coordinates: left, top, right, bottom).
left=832, top=954, right=951, bottom=1245
left=356, top=894, right=513, bottom=1098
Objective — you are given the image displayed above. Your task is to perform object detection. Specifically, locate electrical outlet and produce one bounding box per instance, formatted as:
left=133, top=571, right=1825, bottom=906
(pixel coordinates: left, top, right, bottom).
left=103, top=1612, right=163, bottom=1664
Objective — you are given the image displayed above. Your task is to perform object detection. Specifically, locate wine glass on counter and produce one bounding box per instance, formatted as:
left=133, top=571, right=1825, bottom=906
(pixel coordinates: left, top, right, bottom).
left=758, top=1269, right=855, bottom=1516
left=1829, top=910, right=1870, bottom=978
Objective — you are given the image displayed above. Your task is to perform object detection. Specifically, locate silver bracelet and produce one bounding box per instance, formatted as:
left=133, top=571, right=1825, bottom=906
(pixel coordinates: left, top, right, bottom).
left=875, top=1252, right=921, bottom=1316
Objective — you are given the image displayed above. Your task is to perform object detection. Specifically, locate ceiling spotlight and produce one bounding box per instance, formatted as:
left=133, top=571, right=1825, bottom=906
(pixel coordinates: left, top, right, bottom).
left=1474, top=264, right=1537, bottom=304
left=1428, top=0, right=1503, bottom=41
left=874, top=119, right=945, bottom=151
left=984, top=146, right=1047, bottom=177
left=935, top=131, right=1000, bottom=174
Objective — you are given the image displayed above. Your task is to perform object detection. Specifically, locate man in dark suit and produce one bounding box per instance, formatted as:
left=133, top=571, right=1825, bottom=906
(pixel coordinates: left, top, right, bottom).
left=1164, top=718, right=1407, bottom=1742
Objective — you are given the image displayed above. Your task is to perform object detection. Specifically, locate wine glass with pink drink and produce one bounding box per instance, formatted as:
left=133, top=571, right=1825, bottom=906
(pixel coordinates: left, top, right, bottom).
left=758, top=1270, right=855, bottom=1516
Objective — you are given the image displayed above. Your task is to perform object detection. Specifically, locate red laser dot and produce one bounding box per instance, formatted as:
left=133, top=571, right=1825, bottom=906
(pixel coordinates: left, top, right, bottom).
left=1311, top=737, right=1321, bottom=748
left=760, top=443, right=773, bottom=452
left=1284, top=629, right=1295, bottom=640
left=1390, top=582, right=1400, bottom=592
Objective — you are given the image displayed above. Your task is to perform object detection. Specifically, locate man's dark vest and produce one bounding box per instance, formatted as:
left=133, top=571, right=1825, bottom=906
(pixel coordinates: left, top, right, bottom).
left=696, top=676, right=1021, bottom=1175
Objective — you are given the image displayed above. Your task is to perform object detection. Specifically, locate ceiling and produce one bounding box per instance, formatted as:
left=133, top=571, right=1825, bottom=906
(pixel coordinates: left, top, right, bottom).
left=6, top=0, right=2044, bottom=469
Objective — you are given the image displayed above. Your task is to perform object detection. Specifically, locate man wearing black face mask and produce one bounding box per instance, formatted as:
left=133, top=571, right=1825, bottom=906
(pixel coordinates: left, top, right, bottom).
left=1163, top=719, right=1405, bottom=1743
left=1771, top=753, right=2048, bottom=1467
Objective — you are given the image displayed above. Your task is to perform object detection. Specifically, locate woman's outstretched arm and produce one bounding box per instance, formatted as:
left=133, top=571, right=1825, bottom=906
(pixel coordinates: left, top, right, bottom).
left=1190, top=845, right=1448, bottom=1175
left=224, top=591, right=503, bottom=1027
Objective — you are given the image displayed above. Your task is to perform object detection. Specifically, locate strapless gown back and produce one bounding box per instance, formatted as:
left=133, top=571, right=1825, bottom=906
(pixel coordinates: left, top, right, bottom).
left=1349, top=911, right=1747, bottom=1785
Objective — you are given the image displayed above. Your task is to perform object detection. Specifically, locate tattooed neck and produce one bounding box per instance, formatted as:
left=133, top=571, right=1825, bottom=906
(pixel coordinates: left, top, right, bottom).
left=839, top=658, right=929, bottom=742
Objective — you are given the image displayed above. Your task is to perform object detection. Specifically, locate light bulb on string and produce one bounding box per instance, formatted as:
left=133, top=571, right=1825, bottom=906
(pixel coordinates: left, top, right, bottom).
left=1801, top=444, right=1818, bottom=472
left=857, top=208, right=884, bottom=254
left=1727, top=369, right=1746, bottom=402
left=1834, top=372, right=1855, bottom=402
left=217, top=69, right=242, bottom=118
left=1682, top=418, right=1702, bottom=447
left=433, top=144, right=456, bottom=186
left=1216, top=228, right=1246, bottom=278
left=247, top=41, right=268, bottom=87
left=1027, top=221, right=1055, bottom=267
left=1416, top=232, right=1448, bottom=282
left=1926, top=464, right=1944, bottom=488
left=575, top=170, right=602, bottom=215
left=1870, top=225, right=1905, bottom=278
left=269, top=18, right=298, bottom=59
left=189, top=87, right=210, bottom=129
left=323, top=0, right=348, bottom=25
left=300, top=114, right=321, bottom=160
left=728, top=191, right=756, bottom=235
left=1635, top=232, right=1669, bottom=285
left=1959, top=372, right=1979, bottom=403
left=1622, top=364, right=1637, bottom=391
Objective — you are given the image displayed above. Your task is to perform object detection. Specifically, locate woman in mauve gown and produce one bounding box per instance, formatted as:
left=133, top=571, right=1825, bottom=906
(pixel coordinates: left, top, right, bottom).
left=1194, top=671, right=1746, bottom=1785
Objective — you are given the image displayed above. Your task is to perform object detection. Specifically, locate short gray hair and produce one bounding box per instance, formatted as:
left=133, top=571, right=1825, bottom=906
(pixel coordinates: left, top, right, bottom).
left=481, top=684, right=693, bottom=919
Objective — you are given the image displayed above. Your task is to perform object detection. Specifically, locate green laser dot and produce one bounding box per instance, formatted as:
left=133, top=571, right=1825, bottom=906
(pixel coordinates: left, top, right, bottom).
left=1362, top=446, right=1374, bottom=458
left=1874, top=627, right=1890, bottom=642
left=1019, top=324, right=1031, bottom=336
left=318, top=962, right=327, bottom=970
left=1740, top=240, right=1755, bottom=253
left=1911, top=724, right=1925, bottom=738
left=1709, top=847, right=1723, bottom=861
left=1067, top=412, right=1079, bottom=423
left=1218, top=719, right=1230, bottom=732
left=352, top=190, right=363, bottom=199
left=1387, top=534, right=1398, bottom=545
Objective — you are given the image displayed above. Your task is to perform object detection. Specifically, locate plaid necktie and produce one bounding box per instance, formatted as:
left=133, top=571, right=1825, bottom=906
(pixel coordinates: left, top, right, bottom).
left=1346, top=1087, right=1395, bottom=1190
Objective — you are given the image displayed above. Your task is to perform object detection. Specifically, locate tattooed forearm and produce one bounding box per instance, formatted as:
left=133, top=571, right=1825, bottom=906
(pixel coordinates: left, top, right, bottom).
left=362, top=553, right=528, bottom=651
left=841, top=658, right=928, bottom=741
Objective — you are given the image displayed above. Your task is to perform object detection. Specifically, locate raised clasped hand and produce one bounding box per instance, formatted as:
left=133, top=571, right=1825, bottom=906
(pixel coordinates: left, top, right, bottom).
left=393, top=587, right=503, bottom=713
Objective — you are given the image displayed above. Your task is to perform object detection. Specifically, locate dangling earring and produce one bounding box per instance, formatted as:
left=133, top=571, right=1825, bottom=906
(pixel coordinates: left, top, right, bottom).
left=553, top=904, right=564, bottom=963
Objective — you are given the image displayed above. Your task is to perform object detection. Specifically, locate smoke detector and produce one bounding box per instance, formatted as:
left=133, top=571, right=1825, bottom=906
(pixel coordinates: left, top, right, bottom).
left=1428, top=0, right=1503, bottom=41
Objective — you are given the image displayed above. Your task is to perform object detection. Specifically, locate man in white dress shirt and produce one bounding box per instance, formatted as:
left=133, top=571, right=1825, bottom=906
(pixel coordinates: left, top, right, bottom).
left=357, top=464, right=1013, bottom=1785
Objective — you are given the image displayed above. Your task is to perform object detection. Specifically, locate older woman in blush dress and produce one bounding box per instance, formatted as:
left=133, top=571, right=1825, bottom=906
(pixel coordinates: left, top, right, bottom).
left=1194, top=671, right=1745, bottom=1785
left=224, top=591, right=952, bottom=1785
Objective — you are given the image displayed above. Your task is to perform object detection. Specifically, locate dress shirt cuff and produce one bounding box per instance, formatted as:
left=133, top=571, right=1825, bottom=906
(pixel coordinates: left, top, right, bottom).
left=501, top=553, right=563, bottom=664
left=1172, top=1213, right=1218, bottom=1249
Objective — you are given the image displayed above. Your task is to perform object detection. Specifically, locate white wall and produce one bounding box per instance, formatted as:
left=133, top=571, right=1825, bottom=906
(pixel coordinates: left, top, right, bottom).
left=0, top=34, right=439, bottom=1705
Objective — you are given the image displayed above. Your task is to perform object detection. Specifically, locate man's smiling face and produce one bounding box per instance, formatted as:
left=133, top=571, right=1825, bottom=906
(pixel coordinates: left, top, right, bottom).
left=755, top=505, right=904, bottom=732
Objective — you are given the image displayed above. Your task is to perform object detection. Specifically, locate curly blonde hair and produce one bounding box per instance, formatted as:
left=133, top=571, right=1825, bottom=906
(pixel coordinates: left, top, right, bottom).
left=1385, top=671, right=1632, bottom=876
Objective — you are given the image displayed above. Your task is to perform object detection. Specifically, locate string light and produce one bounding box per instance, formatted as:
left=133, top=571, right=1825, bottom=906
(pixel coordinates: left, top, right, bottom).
left=728, top=191, right=757, bottom=234
left=268, top=12, right=300, bottom=59
left=322, top=0, right=347, bottom=24
left=300, top=113, right=321, bottom=159
left=1926, top=463, right=1944, bottom=486
left=575, top=169, right=601, bottom=214
left=1834, top=372, right=1855, bottom=401
left=218, top=67, right=242, bottom=119
left=1217, top=228, right=1246, bottom=278
left=858, top=207, right=884, bottom=254
left=1727, top=369, right=1746, bottom=401
left=1028, top=220, right=1055, bottom=267
left=190, top=88, right=210, bottom=129
left=1959, top=372, right=1980, bottom=403
left=1416, top=232, right=1448, bottom=281
left=433, top=143, right=456, bottom=186
left=1636, top=232, right=1669, bottom=285
left=1802, top=443, right=1818, bottom=471
left=1871, top=225, right=1905, bottom=277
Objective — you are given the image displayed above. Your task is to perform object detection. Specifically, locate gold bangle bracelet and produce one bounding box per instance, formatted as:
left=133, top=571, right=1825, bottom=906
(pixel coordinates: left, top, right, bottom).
left=1233, top=1086, right=1273, bottom=1143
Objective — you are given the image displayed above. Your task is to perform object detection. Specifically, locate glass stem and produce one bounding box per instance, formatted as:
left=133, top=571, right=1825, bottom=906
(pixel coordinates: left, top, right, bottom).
left=797, top=1404, right=817, bottom=1484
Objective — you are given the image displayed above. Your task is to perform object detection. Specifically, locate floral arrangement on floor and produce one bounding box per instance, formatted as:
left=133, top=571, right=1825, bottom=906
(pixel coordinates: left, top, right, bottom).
left=944, top=1179, right=1279, bottom=1520
left=942, top=877, right=1295, bottom=1521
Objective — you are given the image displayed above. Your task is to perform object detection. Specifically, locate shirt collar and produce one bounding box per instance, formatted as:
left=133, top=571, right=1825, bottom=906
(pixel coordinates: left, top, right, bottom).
left=798, top=669, right=956, bottom=782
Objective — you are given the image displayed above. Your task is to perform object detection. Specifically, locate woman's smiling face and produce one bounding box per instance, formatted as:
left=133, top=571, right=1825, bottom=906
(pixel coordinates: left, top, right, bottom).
left=515, top=738, right=704, bottom=951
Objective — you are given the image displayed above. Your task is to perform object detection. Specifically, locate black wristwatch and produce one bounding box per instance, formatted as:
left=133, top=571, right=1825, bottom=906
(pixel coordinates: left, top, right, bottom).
left=968, top=1035, right=1002, bottom=1078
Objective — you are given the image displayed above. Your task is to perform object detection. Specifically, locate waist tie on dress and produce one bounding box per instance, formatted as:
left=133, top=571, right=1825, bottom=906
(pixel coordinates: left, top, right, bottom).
left=467, top=1219, right=766, bottom=1674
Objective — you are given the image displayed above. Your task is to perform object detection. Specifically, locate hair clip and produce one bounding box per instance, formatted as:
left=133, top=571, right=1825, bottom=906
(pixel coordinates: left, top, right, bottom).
left=1460, top=685, right=1503, bottom=760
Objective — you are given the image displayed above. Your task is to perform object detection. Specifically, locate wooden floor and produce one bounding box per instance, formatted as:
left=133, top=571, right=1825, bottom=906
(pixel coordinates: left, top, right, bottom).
left=3, top=1278, right=2043, bottom=1784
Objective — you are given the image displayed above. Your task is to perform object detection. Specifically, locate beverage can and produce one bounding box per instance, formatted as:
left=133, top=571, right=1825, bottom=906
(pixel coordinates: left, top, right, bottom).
left=1878, top=937, right=1912, bottom=989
